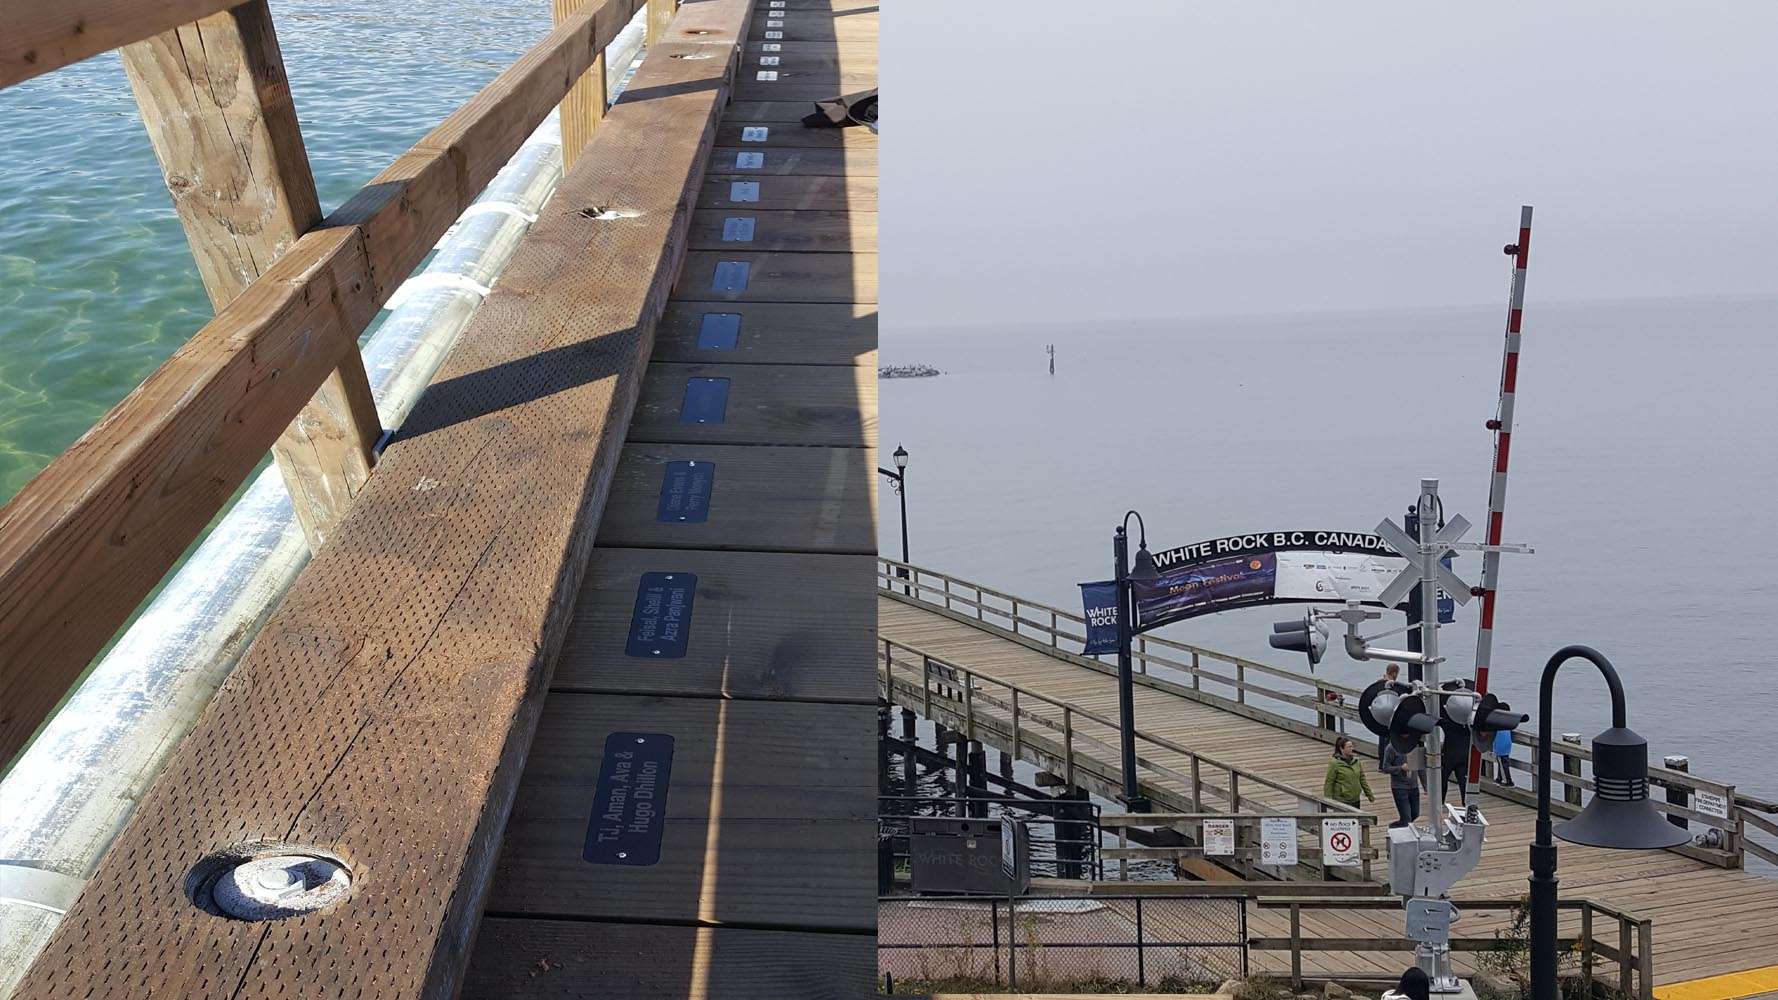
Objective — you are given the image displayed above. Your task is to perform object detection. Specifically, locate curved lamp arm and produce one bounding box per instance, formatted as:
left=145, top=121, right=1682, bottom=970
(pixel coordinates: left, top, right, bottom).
left=1536, top=645, right=1627, bottom=836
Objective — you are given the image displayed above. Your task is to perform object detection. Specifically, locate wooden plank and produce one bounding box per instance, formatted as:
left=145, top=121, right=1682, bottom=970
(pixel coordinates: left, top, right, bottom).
left=697, top=173, right=875, bottom=212
left=595, top=444, right=874, bottom=552
left=120, top=0, right=381, bottom=552
left=710, top=145, right=874, bottom=176
left=1, top=0, right=238, bottom=88
left=463, top=918, right=875, bottom=999
left=629, top=362, right=876, bottom=446
left=0, top=0, right=652, bottom=766
left=10, top=2, right=751, bottom=993
left=556, top=548, right=876, bottom=702
left=725, top=100, right=846, bottom=123
left=735, top=76, right=878, bottom=102
left=747, top=11, right=876, bottom=41
left=688, top=208, right=875, bottom=252
left=675, top=250, right=876, bottom=302
left=653, top=301, right=876, bottom=365
left=743, top=50, right=878, bottom=76
left=715, top=121, right=876, bottom=149
left=484, top=693, right=876, bottom=929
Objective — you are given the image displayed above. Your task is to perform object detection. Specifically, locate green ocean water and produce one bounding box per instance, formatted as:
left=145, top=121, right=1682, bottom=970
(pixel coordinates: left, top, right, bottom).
left=0, top=1, right=554, bottom=503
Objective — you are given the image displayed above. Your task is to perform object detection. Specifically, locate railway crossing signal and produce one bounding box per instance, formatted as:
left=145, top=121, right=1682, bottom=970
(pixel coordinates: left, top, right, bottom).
left=1269, top=614, right=1328, bottom=668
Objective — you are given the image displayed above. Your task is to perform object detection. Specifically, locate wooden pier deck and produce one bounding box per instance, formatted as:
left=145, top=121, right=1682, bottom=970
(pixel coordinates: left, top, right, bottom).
left=877, top=565, right=1778, bottom=991
left=463, top=0, right=879, bottom=994
left=4, top=0, right=874, bottom=996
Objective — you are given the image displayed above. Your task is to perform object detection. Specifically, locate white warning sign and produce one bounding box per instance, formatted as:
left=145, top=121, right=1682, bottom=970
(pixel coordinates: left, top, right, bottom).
left=1203, top=818, right=1235, bottom=856
left=1322, top=817, right=1361, bottom=867
left=1260, top=816, right=1297, bottom=866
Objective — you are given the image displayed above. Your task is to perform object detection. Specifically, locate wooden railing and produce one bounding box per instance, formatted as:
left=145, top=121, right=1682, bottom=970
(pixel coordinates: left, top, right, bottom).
left=1252, top=896, right=1655, bottom=999
left=0, top=0, right=676, bottom=765
left=877, top=558, right=1766, bottom=869
left=877, top=634, right=1380, bottom=883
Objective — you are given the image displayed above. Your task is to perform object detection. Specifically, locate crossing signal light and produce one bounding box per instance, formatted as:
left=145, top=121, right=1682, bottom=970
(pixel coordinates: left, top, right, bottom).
left=1472, top=692, right=1528, bottom=739
left=1386, top=692, right=1440, bottom=753
left=1269, top=615, right=1327, bottom=667
left=1357, top=679, right=1405, bottom=739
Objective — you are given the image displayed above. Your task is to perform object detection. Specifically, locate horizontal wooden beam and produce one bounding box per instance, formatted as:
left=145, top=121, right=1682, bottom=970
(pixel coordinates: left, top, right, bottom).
left=12, top=0, right=749, bottom=992
left=1, top=0, right=241, bottom=89
left=0, top=0, right=645, bottom=767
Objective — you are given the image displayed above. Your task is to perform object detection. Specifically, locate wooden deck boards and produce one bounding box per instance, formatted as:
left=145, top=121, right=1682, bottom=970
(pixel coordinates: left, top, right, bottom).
left=463, top=0, right=877, bottom=993
left=879, top=593, right=1778, bottom=987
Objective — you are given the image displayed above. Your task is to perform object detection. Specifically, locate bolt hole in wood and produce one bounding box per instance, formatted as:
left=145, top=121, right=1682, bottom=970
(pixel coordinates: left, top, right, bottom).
left=185, top=842, right=353, bottom=921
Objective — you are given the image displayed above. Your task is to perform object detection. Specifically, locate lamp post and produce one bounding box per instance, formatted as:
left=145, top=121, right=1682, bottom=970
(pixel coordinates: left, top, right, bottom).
left=1529, top=645, right=1688, bottom=1000
left=1114, top=510, right=1158, bottom=812
left=879, top=445, right=910, bottom=595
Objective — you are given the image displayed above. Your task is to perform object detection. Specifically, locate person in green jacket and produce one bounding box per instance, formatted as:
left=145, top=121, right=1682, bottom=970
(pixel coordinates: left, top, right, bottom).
left=1323, top=736, right=1376, bottom=810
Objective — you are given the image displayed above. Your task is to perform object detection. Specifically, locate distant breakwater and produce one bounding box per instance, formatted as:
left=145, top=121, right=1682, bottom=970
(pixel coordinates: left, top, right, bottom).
left=880, top=364, right=941, bottom=379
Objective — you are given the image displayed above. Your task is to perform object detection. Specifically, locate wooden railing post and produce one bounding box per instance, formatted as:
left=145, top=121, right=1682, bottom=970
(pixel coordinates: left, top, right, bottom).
left=963, top=672, right=976, bottom=742
left=121, top=0, right=379, bottom=552
left=1190, top=758, right=1203, bottom=812
left=1288, top=901, right=1303, bottom=989
left=1619, top=916, right=1633, bottom=997
left=1063, top=707, right=1076, bottom=787
left=1236, top=660, right=1246, bottom=704
left=553, top=0, right=609, bottom=169
left=646, top=0, right=676, bottom=44
left=1637, top=918, right=1654, bottom=1000
left=1011, top=689, right=1022, bottom=759
left=1580, top=903, right=1595, bottom=994
left=1191, top=650, right=1201, bottom=691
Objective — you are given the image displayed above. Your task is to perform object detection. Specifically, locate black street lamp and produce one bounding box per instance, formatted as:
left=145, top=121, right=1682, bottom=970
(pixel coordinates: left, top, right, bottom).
left=1529, top=645, right=1688, bottom=1000
left=879, top=445, right=910, bottom=595
left=1114, top=510, right=1159, bottom=812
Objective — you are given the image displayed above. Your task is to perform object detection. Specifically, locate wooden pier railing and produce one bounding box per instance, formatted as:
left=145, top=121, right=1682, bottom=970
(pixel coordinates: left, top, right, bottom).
left=1252, top=896, right=1655, bottom=999
left=877, top=633, right=1381, bottom=882
left=877, top=558, right=1773, bottom=870
left=0, top=0, right=674, bottom=766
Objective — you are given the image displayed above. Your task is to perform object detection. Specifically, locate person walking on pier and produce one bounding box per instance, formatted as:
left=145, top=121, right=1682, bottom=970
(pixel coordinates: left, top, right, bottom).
left=1382, top=739, right=1420, bottom=828
left=1375, top=663, right=1401, bottom=769
left=1322, top=736, right=1376, bottom=810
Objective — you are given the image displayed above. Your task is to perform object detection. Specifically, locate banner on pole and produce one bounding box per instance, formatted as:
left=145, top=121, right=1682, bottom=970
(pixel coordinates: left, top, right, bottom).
left=1322, top=817, right=1361, bottom=867
left=1203, top=819, right=1235, bottom=856
left=1078, top=580, right=1120, bottom=655
left=1132, top=531, right=1422, bottom=632
left=1259, top=816, right=1297, bottom=867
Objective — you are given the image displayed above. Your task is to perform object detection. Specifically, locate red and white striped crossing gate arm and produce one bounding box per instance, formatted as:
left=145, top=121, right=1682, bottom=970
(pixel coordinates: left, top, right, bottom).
left=1467, top=205, right=1533, bottom=794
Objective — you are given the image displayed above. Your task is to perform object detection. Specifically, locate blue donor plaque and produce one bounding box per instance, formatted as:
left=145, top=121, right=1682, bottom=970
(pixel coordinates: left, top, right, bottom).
left=697, top=313, right=742, bottom=350
left=680, top=377, right=730, bottom=424
left=583, top=732, right=674, bottom=866
left=626, top=572, right=697, bottom=658
left=657, top=460, right=714, bottom=523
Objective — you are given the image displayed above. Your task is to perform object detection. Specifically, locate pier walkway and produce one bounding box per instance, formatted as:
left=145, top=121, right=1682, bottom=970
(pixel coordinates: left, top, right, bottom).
left=3, top=0, right=874, bottom=996
left=877, top=561, right=1778, bottom=991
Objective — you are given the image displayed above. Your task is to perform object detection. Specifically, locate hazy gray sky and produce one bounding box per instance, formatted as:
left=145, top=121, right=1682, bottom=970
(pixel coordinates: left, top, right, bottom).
left=883, top=2, right=1778, bottom=326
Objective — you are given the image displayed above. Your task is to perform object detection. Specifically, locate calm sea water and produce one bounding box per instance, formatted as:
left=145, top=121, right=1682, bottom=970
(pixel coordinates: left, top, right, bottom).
left=0, top=1, right=553, bottom=503
left=880, top=296, right=1778, bottom=802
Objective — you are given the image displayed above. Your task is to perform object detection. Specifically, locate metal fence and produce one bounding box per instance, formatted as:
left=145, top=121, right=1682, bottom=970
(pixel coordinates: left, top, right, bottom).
left=878, top=894, right=1248, bottom=992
